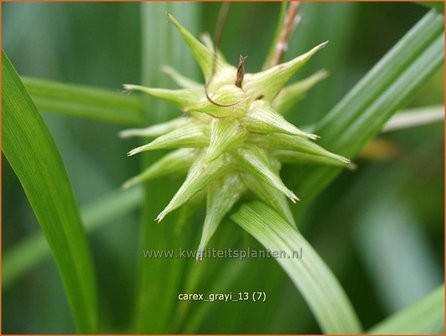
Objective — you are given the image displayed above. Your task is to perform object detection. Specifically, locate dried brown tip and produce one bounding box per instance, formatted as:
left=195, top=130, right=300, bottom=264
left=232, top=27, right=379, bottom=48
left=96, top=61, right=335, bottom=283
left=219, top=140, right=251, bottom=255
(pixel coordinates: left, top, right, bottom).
left=235, top=55, right=248, bottom=88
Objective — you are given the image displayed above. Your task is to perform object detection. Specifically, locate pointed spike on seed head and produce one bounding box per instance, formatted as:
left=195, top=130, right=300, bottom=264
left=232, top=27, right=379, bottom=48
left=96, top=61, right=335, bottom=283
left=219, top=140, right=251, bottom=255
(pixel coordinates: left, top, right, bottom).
left=283, top=135, right=353, bottom=167
left=161, top=65, right=203, bottom=90
left=122, top=84, right=199, bottom=110
left=274, top=150, right=355, bottom=169
left=127, top=123, right=208, bottom=156
left=119, top=117, right=188, bottom=138
left=155, top=156, right=228, bottom=222
left=256, top=132, right=350, bottom=165
left=197, top=174, right=245, bottom=258
left=241, top=173, right=295, bottom=224
left=232, top=147, right=299, bottom=202
left=122, top=148, right=197, bottom=189
left=241, top=100, right=318, bottom=139
left=273, top=69, right=329, bottom=114
left=167, top=13, right=232, bottom=80
left=155, top=212, right=166, bottom=223
left=289, top=193, right=299, bottom=203
left=243, top=41, right=328, bottom=101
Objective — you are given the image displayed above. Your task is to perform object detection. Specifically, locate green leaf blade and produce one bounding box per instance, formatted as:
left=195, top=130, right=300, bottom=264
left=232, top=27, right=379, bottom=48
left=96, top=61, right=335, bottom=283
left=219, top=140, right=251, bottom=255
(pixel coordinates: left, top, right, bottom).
left=231, top=201, right=362, bottom=334
left=22, top=76, right=146, bottom=125
left=369, top=285, right=444, bottom=334
left=2, top=52, right=98, bottom=333
left=290, top=10, right=444, bottom=205
left=3, top=186, right=144, bottom=290
left=316, top=10, right=443, bottom=153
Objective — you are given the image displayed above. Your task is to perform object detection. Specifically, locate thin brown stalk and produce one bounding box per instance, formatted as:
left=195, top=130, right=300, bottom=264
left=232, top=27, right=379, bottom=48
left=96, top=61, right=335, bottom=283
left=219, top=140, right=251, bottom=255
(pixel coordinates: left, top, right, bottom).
left=268, top=2, right=300, bottom=68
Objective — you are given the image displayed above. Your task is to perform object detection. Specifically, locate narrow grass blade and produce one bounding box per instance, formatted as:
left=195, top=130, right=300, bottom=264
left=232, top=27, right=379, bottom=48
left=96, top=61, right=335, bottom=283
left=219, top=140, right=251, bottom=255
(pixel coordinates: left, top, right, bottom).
left=22, top=76, right=145, bottom=125
left=356, top=197, right=441, bottom=312
left=231, top=201, right=362, bottom=334
left=3, top=186, right=144, bottom=289
left=382, top=105, right=444, bottom=132
left=368, top=285, right=444, bottom=334
left=316, top=12, right=444, bottom=153
left=289, top=11, right=444, bottom=205
left=2, top=52, right=98, bottom=333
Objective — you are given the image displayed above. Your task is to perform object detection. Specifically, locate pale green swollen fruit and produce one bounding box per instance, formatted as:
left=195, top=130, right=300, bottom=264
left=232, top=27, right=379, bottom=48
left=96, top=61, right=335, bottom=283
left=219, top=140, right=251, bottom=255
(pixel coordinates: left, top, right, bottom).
left=121, top=14, right=353, bottom=258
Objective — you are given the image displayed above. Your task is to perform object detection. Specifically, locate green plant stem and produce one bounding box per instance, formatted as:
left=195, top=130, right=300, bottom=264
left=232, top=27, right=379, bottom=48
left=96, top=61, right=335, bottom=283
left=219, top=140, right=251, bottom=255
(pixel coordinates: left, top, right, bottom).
left=22, top=76, right=145, bottom=125
left=3, top=186, right=144, bottom=289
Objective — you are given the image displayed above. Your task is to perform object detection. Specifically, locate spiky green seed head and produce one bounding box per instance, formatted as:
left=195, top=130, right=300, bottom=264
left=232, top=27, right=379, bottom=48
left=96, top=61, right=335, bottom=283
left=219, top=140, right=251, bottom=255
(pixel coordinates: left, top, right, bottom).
left=121, top=14, right=352, bottom=256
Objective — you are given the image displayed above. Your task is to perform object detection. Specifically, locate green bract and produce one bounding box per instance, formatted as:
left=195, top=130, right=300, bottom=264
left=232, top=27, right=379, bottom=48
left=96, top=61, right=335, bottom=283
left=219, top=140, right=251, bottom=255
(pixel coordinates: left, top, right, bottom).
left=121, top=14, right=352, bottom=256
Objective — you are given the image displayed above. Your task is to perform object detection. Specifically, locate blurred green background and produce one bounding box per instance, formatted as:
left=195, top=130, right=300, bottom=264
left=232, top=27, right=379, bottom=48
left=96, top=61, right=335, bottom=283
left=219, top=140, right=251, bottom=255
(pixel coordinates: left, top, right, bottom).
left=2, top=2, right=443, bottom=333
